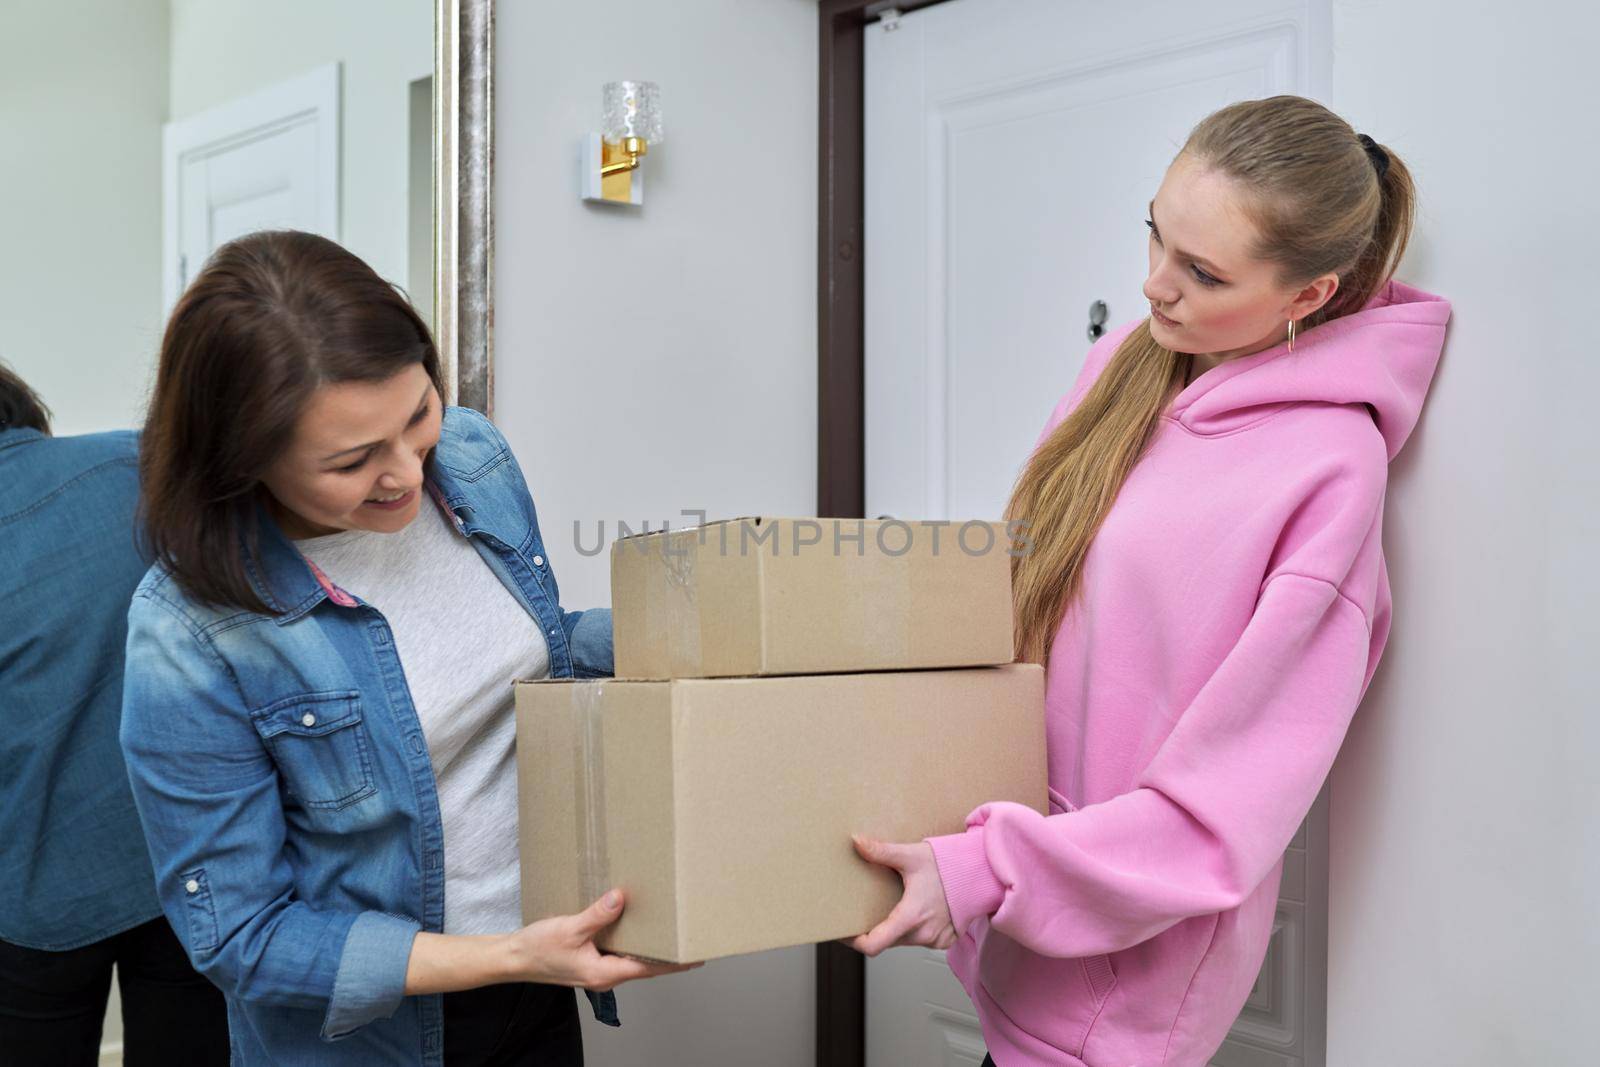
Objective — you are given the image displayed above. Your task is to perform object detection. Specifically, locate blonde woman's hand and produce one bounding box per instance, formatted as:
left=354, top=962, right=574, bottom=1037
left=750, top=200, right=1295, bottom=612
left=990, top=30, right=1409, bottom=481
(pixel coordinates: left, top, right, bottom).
left=845, top=836, right=958, bottom=956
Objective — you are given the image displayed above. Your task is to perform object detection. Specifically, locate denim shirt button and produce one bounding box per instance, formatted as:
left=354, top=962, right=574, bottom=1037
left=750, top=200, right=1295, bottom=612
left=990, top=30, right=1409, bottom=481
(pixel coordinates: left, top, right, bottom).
left=301, top=712, right=316, bottom=727
left=532, top=555, right=544, bottom=567
left=185, top=879, right=200, bottom=894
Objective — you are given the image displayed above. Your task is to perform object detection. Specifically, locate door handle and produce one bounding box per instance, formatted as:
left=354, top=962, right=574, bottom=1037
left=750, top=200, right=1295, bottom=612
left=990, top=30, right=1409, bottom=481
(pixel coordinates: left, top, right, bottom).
left=1087, top=300, right=1108, bottom=341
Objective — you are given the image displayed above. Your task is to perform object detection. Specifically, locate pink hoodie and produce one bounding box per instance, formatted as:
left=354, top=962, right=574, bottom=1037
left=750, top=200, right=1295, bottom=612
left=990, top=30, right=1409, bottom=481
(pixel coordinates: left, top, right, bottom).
left=926, top=280, right=1451, bottom=1066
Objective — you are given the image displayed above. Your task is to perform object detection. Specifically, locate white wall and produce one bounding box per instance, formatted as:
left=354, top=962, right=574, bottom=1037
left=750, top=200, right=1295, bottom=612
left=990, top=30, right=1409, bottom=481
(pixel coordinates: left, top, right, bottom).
left=408, top=75, right=435, bottom=335
left=0, top=0, right=169, bottom=436
left=1325, top=2, right=1599, bottom=1062
left=167, top=0, right=433, bottom=296
left=493, top=0, right=820, bottom=613
left=493, top=1, right=819, bottom=1064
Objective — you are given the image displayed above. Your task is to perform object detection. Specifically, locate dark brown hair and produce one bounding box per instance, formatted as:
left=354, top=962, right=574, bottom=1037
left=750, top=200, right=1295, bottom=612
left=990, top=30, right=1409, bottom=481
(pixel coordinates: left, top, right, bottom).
left=0, top=362, right=52, bottom=435
left=1008, top=95, right=1415, bottom=663
left=141, top=230, right=443, bottom=614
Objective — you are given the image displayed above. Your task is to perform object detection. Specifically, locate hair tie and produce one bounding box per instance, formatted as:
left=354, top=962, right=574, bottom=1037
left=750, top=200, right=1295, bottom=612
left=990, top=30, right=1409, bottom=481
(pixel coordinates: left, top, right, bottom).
left=1356, top=133, right=1390, bottom=181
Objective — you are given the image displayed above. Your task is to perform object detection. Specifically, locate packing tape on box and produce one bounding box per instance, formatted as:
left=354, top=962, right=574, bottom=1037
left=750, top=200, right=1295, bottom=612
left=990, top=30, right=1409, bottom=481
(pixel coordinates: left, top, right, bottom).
left=845, top=519, right=912, bottom=664
left=877, top=517, right=1011, bottom=664
left=661, top=528, right=703, bottom=672
left=571, top=682, right=609, bottom=905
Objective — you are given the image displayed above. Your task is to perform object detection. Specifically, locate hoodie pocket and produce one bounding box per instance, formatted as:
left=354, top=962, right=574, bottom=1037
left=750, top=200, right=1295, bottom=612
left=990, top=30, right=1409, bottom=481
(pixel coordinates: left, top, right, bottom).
left=1019, top=787, right=1117, bottom=1056
left=250, top=691, right=377, bottom=810
left=977, top=928, right=1118, bottom=1060
left=1047, top=786, right=1075, bottom=815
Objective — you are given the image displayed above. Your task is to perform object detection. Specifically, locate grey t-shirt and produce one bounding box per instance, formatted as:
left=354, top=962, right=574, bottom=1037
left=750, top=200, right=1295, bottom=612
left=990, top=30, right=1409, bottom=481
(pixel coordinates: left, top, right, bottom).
left=298, top=500, right=549, bottom=935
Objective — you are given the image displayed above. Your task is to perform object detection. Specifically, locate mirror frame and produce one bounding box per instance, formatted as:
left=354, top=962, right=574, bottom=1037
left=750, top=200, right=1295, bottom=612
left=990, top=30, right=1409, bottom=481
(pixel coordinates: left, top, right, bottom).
left=434, top=0, right=494, bottom=414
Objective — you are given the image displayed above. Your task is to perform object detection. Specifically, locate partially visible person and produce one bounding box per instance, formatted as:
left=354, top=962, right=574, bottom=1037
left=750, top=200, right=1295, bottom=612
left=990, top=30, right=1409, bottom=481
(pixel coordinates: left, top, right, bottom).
left=0, top=363, right=229, bottom=1065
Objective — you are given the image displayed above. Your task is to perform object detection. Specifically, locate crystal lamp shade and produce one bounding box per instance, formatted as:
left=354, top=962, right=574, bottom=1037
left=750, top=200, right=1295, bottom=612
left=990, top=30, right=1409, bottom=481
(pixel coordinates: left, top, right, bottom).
left=601, top=81, right=664, bottom=146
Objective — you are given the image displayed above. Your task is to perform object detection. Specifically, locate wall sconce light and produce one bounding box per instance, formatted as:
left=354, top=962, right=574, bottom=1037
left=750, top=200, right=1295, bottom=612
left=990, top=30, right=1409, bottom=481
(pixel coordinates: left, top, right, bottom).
left=581, top=80, right=663, bottom=205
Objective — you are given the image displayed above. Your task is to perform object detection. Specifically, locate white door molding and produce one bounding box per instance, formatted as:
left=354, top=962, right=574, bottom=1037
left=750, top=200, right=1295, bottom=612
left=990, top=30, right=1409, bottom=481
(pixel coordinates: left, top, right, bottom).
left=162, top=62, right=340, bottom=314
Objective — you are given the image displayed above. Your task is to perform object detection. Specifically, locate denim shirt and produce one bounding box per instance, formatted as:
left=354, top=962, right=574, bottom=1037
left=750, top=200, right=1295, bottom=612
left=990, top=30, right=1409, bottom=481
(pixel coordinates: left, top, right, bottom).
left=119, top=407, right=618, bottom=1066
left=0, top=427, right=162, bottom=950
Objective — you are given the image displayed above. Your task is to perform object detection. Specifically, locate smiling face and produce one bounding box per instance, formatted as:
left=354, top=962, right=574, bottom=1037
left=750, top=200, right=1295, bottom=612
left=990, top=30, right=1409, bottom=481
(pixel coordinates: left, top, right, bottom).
left=259, top=362, right=443, bottom=540
left=1143, top=153, right=1339, bottom=363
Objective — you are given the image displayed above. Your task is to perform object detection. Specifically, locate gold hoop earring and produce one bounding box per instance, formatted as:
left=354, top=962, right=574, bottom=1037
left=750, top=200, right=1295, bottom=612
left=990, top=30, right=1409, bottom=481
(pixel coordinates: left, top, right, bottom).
left=1287, top=318, right=1297, bottom=352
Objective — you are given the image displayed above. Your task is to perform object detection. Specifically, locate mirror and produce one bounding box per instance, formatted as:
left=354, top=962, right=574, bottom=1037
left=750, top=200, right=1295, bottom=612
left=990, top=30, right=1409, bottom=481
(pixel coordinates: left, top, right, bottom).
left=0, top=0, right=456, bottom=435
left=0, top=2, right=481, bottom=1058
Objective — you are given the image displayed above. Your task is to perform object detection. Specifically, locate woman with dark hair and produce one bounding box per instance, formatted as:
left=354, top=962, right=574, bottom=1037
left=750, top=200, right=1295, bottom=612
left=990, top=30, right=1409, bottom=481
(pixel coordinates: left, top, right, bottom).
left=850, top=96, right=1451, bottom=1065
left=120, top=230, right=689, bottom=1067
left=0, top=365, right=228, bottom=1064
left=0, top=362, right=51, bottom=433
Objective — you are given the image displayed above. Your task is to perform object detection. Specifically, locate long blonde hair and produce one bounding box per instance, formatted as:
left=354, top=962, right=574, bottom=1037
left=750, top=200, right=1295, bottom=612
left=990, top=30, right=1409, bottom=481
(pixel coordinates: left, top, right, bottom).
left=1007, top=95, right=1416, bottom=664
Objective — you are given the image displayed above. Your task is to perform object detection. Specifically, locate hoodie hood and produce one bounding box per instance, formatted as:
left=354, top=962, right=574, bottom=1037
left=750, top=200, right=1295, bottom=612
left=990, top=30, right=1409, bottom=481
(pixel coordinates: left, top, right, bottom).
left=1170, top=279, right=1451, bottom=461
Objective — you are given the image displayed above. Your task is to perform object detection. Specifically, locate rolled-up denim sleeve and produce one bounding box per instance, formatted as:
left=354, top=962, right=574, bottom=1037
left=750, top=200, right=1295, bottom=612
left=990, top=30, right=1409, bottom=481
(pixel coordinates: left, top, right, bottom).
left=120, top=591, right=417, bottom=1038
left=323, top=912, right=422, bottom=1038
left=562, top=606, right=614, bottom=678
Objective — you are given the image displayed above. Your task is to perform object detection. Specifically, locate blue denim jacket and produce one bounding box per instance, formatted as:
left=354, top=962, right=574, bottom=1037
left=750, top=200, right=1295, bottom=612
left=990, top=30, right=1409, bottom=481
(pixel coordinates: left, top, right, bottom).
left=0, top=428, right=162, bottom=950
left=120, top=407, right=618, bottom=1066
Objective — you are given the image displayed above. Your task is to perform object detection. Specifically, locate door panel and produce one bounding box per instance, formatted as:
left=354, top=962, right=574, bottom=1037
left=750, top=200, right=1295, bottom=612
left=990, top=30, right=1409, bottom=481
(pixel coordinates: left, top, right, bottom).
left=866, top=948, right=987, bottom=1067
left=163, top=63, right=339, bottom=310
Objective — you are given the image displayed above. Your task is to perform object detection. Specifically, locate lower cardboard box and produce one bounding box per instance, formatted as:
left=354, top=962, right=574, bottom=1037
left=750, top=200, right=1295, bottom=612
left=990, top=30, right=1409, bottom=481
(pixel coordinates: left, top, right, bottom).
left=514, top=663, right=1045, bottom=963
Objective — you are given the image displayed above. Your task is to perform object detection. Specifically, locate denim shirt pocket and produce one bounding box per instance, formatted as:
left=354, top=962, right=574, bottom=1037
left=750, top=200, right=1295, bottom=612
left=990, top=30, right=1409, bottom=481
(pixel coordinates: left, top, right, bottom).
left=249, top=691, right=378, bottom=811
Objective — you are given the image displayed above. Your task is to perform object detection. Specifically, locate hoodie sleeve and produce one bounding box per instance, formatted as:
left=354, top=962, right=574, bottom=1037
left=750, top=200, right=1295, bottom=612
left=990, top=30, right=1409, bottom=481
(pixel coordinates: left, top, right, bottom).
left=927, top=570, right=1377, bottom=956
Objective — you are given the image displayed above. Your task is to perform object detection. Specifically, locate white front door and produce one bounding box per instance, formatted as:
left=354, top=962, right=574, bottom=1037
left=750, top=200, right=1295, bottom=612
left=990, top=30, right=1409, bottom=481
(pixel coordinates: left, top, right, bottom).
left=863, top=1, right=1329, bottom=1063
left=163, top=63, right=340, bottom=313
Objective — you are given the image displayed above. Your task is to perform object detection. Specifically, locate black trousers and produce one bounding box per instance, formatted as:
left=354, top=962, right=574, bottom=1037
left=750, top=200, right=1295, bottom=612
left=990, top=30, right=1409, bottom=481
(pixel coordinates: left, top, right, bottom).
left=443, top=980, right=582, bottom=1066
left=0, top=917, right=228, bottom=1067
left=982, top=1056, right=997, bottom=1067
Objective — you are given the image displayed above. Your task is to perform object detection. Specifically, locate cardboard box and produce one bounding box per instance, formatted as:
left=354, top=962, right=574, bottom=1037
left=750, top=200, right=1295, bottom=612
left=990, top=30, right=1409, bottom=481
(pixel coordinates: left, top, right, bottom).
left=610, top=517, right=1016, bottom=678
left=515, top=663, right=1045, bottom=963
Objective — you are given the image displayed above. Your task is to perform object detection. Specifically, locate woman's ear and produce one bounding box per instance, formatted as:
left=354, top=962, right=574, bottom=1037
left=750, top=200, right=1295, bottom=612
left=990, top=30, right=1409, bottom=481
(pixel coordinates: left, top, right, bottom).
left=1288, top=273, right=1340, bottom=320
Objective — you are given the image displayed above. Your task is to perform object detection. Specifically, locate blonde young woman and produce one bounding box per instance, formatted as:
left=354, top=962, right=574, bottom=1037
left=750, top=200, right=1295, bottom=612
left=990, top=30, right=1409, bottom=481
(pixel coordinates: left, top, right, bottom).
left=851, top=96, right=1452, bottom=1066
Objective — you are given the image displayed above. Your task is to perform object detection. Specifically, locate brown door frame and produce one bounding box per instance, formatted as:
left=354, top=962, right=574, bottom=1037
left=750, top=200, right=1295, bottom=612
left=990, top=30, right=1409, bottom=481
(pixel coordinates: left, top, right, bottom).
left=815, top=2, right=952, bottom=1064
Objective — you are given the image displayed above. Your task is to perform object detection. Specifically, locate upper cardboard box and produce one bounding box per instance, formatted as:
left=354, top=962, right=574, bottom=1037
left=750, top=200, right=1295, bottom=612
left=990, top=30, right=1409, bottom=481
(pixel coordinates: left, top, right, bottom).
left=610, top=516, right=1016, bottom=679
